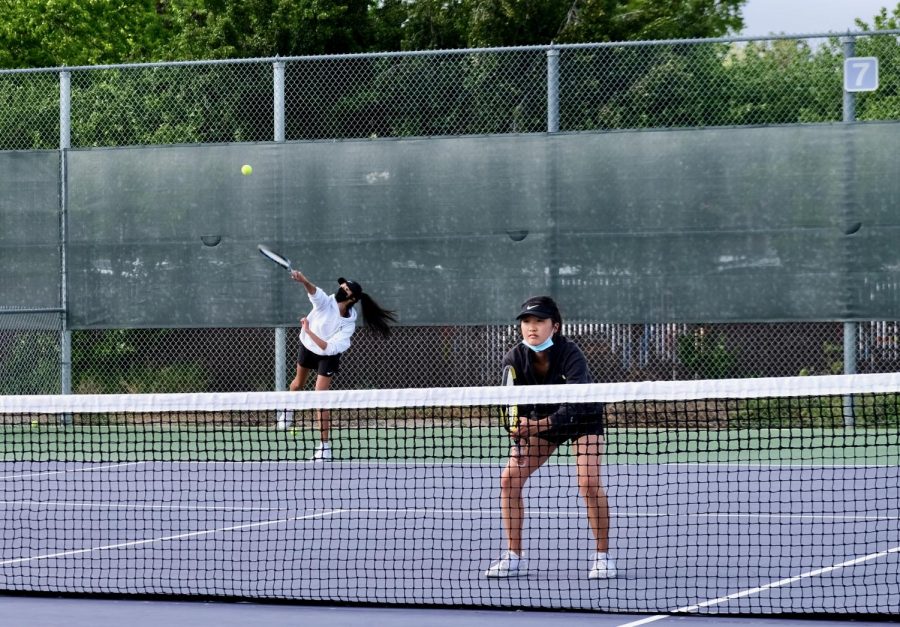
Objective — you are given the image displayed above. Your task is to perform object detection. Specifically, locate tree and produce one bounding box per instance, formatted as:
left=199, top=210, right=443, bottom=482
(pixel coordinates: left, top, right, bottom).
left=398, top=0, right=745, bottom=51
left=0, top=0, right=163, bottom=68
left=552, top=0, right=744, bottom=43
left=395, top=0, right=471, bottom=51
left=851, top=5, right=900, bottom=121
left=0, top=0, right=749, bottom=66
left=155, top=0, right=374, bottom=60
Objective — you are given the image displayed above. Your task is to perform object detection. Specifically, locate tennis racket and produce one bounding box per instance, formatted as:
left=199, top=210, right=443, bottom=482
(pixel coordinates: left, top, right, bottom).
left=501, top=364, right=523, bottom=461
left=258, top=244, right=292, bottom=272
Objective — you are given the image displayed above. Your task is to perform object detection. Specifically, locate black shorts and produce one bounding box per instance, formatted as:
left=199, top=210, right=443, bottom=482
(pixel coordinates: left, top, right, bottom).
left=533, top=407, right=605, bottom=445
left=297, top=344, right=341, bottom=377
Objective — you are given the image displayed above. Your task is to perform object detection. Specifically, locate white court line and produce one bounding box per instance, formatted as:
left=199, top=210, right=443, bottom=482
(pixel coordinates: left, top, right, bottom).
left=0, top=461, right=146, bottom=480
left=0, top=508, right=347, bottom=567
left=616, top=544, right=900, bottom=627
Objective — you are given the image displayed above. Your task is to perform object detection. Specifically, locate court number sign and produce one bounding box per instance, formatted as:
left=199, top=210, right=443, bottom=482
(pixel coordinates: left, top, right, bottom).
left=844, top=57, right=879, bottom=92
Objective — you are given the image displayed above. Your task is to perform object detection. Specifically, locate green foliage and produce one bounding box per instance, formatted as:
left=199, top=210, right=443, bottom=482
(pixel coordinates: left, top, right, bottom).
left=0, top=0, right=746, bottom=69
left=0, top=332, right=60, bottom=395
left=677, top=328, right=738, bottom=379
left=403, top=0, right=744, bottom=50
left=76, top=363, right=209, bottom=394
left=797, top=341, right=844, bottom=377
left=69, top=64, right=271, bottom=146
left=395, top=0, right=469, bottom=51
left=336, top=52, right=546, bottom=138
left=0, top=0, right=164, bottom=69
left=729, top=393, right=900, bottom=428
left=853, top=393, right=900, bottom=427
left=155, top=0, right=373, bottom=60
left=731, top=396, right=844, bottom=427
left=822, top=341, right=844, bottom=375
left=552, top=0, right=744, bottom=45
left=1, top=3, right=899, bottom=146
left=724, top=39, right=843, bottom=125
left=0, top=73, right=60, bottom=149
left=561, top=43, right=739, bottom=130
left=72, top=329, right=209, bottom=393
left=854, top=10, right=900, bottom=121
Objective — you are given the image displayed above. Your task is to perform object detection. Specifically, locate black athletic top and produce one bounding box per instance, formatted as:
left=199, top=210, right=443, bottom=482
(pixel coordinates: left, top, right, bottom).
left=501, top=334, right=602, bottom=428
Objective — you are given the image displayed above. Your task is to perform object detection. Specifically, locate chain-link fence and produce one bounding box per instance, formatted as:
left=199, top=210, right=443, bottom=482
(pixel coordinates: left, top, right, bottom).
left=4, top=319, right=899, bottom=394
left=36, top=321, right=896, bottom=394
left=2, top=31, right=900, bottom=394
left=0, top=309, right=63, bottom=395
left=1, top=31, right=899, bottom=149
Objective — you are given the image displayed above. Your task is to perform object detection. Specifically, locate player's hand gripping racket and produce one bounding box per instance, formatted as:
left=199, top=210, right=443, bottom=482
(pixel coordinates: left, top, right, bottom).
left=501, top=365, right=524, bottom=464
left=258, top=244, right=293, bottom=272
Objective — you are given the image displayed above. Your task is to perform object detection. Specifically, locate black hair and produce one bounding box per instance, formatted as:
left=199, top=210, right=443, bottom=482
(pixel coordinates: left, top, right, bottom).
left=357, top=293, right=397, bottom=337
left=339, top=278, right=396, bottom=338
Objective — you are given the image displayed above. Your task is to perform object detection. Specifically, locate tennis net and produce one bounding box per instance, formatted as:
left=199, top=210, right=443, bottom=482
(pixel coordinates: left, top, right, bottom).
left=1, top=373, right=899, bottom=616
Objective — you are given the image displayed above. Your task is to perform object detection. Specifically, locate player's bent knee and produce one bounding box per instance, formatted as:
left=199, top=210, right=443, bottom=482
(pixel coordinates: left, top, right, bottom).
left=499, top=469, right=526, bottom=493
left=577, top=479, right=603, bottom=498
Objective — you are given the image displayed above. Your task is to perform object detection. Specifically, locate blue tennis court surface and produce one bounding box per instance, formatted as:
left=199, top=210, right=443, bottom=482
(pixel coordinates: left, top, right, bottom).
left=2, top=459, right=899, bottom=615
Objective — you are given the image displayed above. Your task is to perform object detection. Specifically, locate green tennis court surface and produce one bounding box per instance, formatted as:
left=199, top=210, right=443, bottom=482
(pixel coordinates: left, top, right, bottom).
left=3, top=425, right=898, bottom=464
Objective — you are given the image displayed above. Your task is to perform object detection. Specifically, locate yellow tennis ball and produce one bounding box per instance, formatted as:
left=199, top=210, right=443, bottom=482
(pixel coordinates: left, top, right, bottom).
left=30, top=420, right=38, bottom=428
left=241, top=164, right=253, bottom=176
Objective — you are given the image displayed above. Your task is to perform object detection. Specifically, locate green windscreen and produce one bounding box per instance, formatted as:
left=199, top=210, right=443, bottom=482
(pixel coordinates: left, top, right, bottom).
left=0, top=151, right=61, bottom=309
left=60, top=122, right=900, bottom=328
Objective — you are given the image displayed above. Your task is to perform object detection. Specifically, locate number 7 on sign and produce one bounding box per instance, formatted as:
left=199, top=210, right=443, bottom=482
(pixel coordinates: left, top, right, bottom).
left=844, top=57, right=879, bottom=92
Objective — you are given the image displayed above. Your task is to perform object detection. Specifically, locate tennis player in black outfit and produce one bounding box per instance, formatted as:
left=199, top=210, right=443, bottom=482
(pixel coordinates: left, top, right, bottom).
left=484, top=296, right=616, bottom=579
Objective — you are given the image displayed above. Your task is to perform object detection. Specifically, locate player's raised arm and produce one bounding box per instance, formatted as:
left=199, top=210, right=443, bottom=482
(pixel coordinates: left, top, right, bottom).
left=290, top=269, right=317, bottom=295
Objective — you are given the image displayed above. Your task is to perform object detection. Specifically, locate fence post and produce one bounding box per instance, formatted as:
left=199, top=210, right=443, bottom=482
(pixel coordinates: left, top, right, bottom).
left=274, top=58, right=285, bottom=142
left=273, top=59, right=288, bottom=390
left=545, top=47, right=561, bottom=299
left=59, top=70, right=72, bottom=401
left=546, top=47, right=560, bottom=133
left=841, top=36, right=857, bottom=426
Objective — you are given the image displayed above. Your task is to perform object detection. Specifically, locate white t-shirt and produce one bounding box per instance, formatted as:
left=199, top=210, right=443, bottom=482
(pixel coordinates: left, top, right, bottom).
left=299, top=287, right=357, bottom=356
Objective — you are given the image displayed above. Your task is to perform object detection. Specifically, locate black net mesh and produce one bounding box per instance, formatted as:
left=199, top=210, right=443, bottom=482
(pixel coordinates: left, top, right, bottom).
left=1, top=374, right=899, bottom=614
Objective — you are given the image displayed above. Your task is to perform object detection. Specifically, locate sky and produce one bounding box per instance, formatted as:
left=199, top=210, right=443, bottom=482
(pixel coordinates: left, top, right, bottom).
left=740, top=0, right=895, bottom=36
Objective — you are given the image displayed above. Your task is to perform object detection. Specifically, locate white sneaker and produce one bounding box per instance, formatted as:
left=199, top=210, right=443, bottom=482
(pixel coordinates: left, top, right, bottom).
left=312, top=442, right=332, bottom=461
left=275, top=410, right=293, bottom=430
left=589, top=552, right=617, bottom=579
left=484, top=551, right=527, bottom=578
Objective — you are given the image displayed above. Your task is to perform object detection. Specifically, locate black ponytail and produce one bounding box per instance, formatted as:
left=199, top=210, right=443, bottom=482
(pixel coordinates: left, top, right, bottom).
left=338, top=277, right=396, bottom=337
left=358, top=293, right=396, bottom=338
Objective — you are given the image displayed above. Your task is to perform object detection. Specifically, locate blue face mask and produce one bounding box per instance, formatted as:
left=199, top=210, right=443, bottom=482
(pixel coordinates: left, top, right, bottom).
left=522, top=336, right=554, bottom=353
